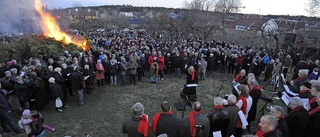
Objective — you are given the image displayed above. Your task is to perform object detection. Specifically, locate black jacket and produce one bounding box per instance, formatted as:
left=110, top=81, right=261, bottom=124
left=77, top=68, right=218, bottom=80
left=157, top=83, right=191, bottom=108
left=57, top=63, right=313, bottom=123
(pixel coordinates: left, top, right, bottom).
left=70, top=71, right=84, bottom=91
left=285, top=107, right=309, bottom=137
left=0, top=89, right=10, bottom=113
left=305, top=110, right=320, bottom=137
left=277, top=117, right=290, bottom=137
left=207, top=108, right=230, bottom=137
left=153, top=113, right=182, bottom=137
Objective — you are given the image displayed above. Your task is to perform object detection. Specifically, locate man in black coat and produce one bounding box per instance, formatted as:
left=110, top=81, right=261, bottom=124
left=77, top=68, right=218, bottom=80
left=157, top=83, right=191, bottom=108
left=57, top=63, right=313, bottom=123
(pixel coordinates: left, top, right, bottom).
left=254, top=115, right=283, bottom=137
left=285, top=97, right=309, bottom=137
left=151, top=101, right=181, bottom=137
left=122, top=102, right=154, bottom=137
left=181, top=101, right=210, bottom=137
left=270, top=105, right=290, bottom=137
left=70, top=67, right=84, bottom=106
left=224, top=94, right=239, bottom=137
left=207, top=97, right=230, bottom=137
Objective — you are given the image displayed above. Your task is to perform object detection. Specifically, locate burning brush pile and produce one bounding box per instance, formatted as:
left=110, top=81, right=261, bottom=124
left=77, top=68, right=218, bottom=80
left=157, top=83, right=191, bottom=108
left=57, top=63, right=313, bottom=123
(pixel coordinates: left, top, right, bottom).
left=34, top=0, right=90, bottom=51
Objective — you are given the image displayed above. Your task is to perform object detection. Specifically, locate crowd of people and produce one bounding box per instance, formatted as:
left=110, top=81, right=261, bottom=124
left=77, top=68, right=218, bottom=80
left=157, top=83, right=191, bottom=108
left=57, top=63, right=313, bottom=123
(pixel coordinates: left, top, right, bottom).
left=1, top=28, right=320, bottom=137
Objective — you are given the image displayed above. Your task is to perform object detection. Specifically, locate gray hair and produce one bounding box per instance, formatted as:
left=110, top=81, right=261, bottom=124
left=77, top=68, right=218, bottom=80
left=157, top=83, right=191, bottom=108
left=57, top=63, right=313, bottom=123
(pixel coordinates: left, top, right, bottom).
left=214, top=97, right=223, bottom=106
left=248, top=77, right=259, bottom=86
left=132, top=102, right=144, bottom=116
left=227, top=94, right=237, bottom=104
left=272, top=105, right=285, bottom=115
left=312, top=84, right=320, bottom=92
left=247, top=73, right=255, bottom=79
left=298, top=69, right=309, bottom=75
left=262, top=115, right=278, bottom=129
left=10, top=68, right=18, bottom=75
left=289, top=97, right=304, bottom=107
left=157, top=134, right=168, bottom=137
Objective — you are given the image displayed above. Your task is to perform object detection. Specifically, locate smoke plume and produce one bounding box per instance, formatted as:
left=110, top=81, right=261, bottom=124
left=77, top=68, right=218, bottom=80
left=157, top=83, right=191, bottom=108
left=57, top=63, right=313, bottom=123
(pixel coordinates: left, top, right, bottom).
left=0, top=0, right=41, bottom=34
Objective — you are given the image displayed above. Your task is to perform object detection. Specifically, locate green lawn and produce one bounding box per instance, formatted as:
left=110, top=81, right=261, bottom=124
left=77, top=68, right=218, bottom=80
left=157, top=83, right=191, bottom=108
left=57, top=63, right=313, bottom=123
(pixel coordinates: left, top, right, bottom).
left=3, top=72, right=286, bottom=137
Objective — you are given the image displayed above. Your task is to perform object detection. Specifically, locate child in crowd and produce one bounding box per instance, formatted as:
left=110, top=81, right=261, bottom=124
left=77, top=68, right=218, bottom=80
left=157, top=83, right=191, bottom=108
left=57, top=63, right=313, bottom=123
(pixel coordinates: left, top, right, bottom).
left=19, top=110, right=56, bottom=137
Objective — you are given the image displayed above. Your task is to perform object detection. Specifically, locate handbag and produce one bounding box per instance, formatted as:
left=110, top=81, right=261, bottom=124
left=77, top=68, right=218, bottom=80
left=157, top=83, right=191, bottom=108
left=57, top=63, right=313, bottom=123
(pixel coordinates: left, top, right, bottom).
left=55, top=97, right=63, bottom=108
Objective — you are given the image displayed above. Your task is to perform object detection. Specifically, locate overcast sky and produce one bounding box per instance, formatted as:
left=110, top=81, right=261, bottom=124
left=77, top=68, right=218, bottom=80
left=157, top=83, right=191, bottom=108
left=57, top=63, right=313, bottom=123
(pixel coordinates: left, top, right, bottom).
left=43, top=0, right=309, bottom=16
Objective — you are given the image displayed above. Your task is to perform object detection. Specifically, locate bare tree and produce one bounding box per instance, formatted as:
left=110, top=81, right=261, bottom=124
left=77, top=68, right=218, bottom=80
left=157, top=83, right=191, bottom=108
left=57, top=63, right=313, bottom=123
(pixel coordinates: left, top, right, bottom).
left=71, top=2, right=83, bottom=8
left=306, top=0, right=320, bottom=16
left=214, top=0, right=242, bottom=27
left=183, top=0, right=216, bottom=11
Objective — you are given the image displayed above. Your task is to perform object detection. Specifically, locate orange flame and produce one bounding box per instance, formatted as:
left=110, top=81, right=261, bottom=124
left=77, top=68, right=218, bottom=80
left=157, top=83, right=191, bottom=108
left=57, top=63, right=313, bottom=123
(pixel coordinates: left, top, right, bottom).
left=34, top=0, right=88, bottom=50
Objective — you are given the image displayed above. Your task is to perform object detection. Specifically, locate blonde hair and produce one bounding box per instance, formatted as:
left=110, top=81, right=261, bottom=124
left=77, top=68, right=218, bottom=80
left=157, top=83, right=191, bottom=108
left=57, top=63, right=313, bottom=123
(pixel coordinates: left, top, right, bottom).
left=188, top=66, right=195, bottom=74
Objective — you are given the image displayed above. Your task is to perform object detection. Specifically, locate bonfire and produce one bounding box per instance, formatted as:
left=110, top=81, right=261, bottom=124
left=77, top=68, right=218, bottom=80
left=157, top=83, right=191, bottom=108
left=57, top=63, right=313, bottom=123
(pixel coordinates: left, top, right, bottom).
left=34, top=0, right=89, bottom=50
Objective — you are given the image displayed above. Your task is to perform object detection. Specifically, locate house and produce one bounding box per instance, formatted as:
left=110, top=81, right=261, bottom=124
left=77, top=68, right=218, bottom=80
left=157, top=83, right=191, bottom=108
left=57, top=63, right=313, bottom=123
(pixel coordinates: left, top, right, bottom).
left=68, top=8, right=98, bottom=23
left=119, top=12, right=134, bottom=18
left=228, top=18, right=278, bottom=32
left=275, top=19, right=305, bottom=31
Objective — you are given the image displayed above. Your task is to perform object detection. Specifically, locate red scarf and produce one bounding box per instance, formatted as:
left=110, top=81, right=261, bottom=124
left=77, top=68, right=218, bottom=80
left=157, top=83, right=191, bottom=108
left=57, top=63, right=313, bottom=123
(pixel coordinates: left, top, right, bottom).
left=188, top=111, right=201, bottom=137
left=287, top=106, right=304, bottom=116
left=213, top=105, right=223, bottom=111
left=309, top=96, right=317, bottom=104
left=292, top=76, right=307, bottom=83
left=299, top=89, right=310, bottom=94
left=235, top=74, right=241, bottom=82
left=137, top=115, right=149, bottom=137
left=236, top=97, right=247, bottom=128
left=238, top=96, right=248, bottom=114
left=309, top=106, right=320, bottom=116
left=151, top=111, right=173, bottom=133
left=249, top=86, right=260, bottom=92
left=191, top=71, right=195, bottom=81
left=278, top=115, right=284, bottom=119
left=255, top=130, right=265, bottom=137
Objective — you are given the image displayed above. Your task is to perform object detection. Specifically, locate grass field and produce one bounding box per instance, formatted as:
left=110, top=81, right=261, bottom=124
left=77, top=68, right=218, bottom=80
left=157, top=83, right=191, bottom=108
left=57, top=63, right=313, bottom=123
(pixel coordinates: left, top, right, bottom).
left=2, top=72, right=286, bottom=137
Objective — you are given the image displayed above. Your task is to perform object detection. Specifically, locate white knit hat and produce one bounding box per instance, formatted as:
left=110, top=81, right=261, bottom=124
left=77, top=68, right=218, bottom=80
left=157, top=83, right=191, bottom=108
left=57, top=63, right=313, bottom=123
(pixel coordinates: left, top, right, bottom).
left=48, top=77, right=55, bottom=83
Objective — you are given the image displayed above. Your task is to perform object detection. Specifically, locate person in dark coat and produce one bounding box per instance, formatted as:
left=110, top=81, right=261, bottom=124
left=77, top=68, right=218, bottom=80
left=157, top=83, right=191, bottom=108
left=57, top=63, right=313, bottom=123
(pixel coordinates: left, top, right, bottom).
left=61, top=63, right=73, bottom=97
left=151, top=101, right=181, bottom=137
left=305, top=93, right=320, bottom=137
left=14, top=76, right=30, bottom=109
left=0, top=82, right=23, bottom=134
left=254, top=115, right=283, bottom=137
left=48, top=77, right=64, bottom=112
left=0, top=71, right=14, bottom=92
left=83, top=65, right=93, bottom=94
left=264, top=60, right=274, bottom=82
left=173, top=52, right=183, bottom=77
left=270, top=105, right=290, bottom=137
left=206, top=53, right=215, bottom=76
left=285, top=97, right=309, bottom=137
left=207, top=97, right=230, bottom=137
left=70, top=67, right=85, bottom=106
left=224, top=94, right=239, bottom=137
left=247, top=78, right=262, bottom=132
left=28, top=72, right=48, bottom=111
left=181, top=101, right=210, bottom=137
left=122, top=102, right=154, bottom=137
left=292, top=59, right=308, bottom=80
left=287, top=69, right=309, bottom=93
left=52, top=67, right=68, bottom=101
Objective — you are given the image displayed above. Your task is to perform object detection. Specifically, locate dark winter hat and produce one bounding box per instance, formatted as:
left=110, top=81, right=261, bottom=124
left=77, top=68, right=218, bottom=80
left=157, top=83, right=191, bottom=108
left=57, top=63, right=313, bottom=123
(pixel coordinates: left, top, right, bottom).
left=301, top=82, right=312, bottom=89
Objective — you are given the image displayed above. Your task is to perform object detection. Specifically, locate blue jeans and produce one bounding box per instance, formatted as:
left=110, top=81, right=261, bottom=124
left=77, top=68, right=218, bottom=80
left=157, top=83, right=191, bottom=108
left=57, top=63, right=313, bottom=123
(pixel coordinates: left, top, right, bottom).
left=36, top=130, right=45, bottom=137
left=176, top=68, right=181, bottom=77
